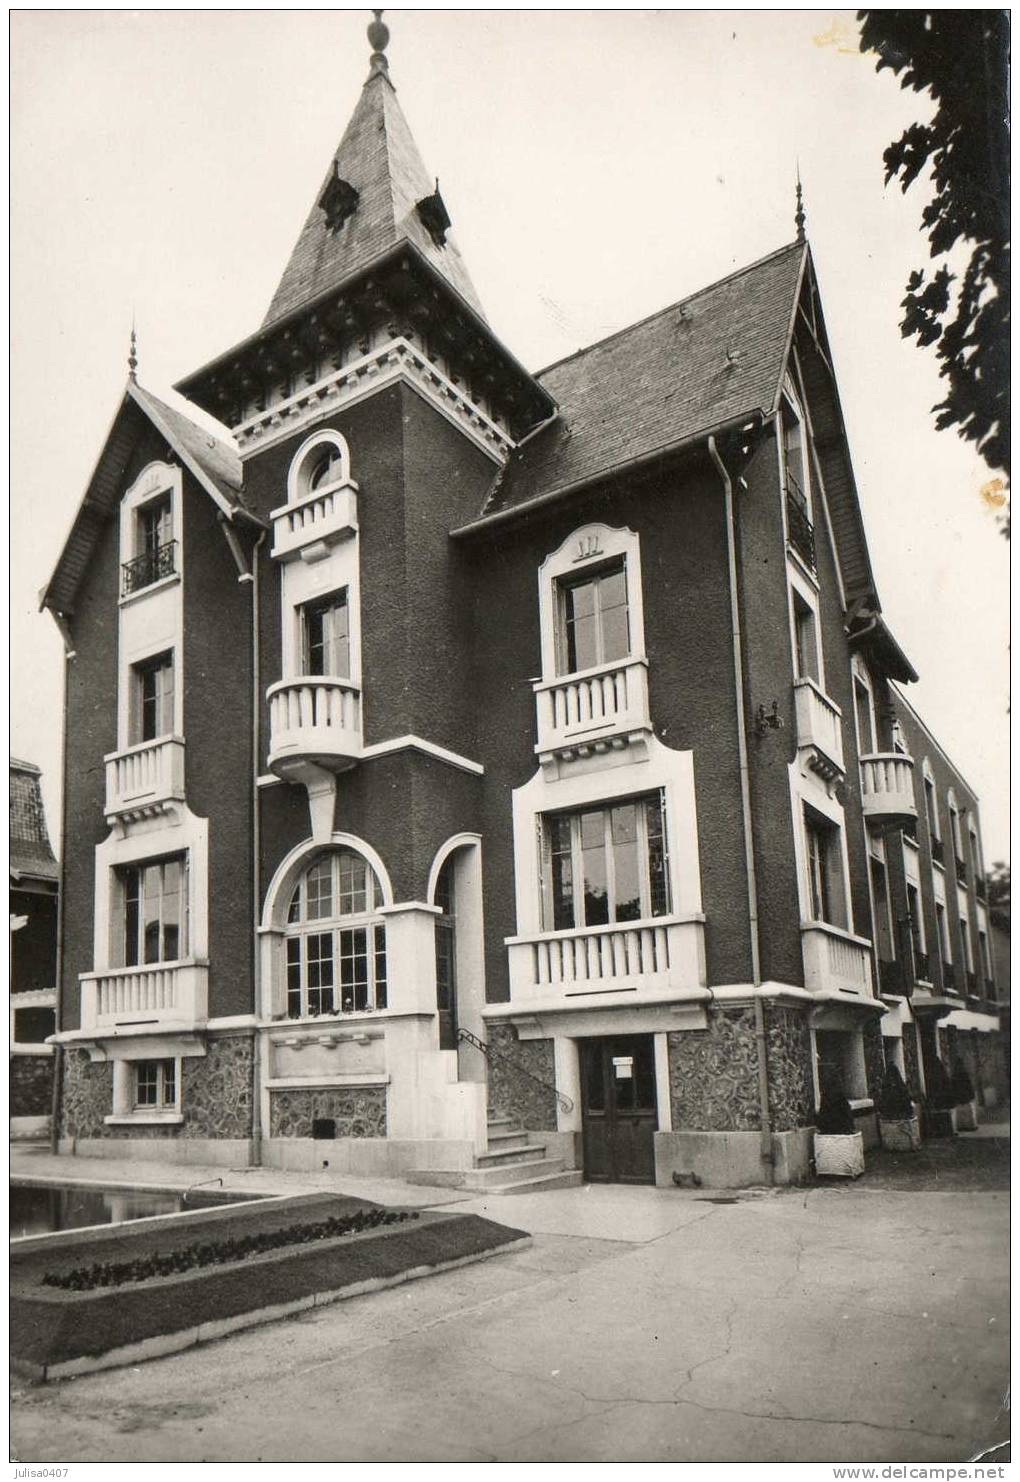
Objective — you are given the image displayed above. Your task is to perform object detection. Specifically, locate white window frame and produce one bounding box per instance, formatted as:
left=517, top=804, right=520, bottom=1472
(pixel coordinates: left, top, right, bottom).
left=287, top=430, right=353, bottom=505
left=779, top=379, right=813, bottom=521
left=118, top=462, right=183, bottom=605
left=947, top=789, right=965, bottom=865
left=113, top=852, right=190, bottom=969
left=283, top=850, right=388, bottom=1019
left=131, top=648, right=176, bottom=745
left=537, top=524, right=645, bottom=682
left=921, top=758, right=941, bottom=844
left=850, top=657, right=877, bottom=759
left=802, top=802, right=849, bottom=930
left=299, top=586, right=352, bottom=679
left=133, top=1057, right=179, bottom=1111
left=788, top=564, right=824, bottom=689
left=539, top=790, right=671, bottom=931
left=866, top=834, right=895, bottom=962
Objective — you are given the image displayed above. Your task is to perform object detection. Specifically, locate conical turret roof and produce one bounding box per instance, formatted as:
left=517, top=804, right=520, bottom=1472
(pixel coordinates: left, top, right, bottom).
left=262, top=50, right=485, bottom=328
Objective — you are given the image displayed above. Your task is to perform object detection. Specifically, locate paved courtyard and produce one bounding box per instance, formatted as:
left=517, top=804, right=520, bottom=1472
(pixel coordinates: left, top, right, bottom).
left=10, top=1135, right=1010, bottom=1465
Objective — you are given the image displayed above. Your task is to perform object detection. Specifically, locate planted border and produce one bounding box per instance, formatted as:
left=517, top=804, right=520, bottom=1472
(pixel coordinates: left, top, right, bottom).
left=44, top=1208, right=419, bottom=1290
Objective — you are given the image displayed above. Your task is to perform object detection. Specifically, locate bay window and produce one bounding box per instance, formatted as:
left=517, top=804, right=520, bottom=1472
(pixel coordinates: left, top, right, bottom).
left=542, top=791, right=670, bottom=931
left=284, top=850, right=387, bottom=1016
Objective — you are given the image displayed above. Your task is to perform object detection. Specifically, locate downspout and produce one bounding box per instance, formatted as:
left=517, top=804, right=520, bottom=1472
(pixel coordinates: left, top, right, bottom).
left=708, top=435, right=773, bottom=1176
left=49, top=629, right=74, bottom=1153
left=218, top=515, right=266, bottom=1166
left=249, top=531, right=266, bottom=1166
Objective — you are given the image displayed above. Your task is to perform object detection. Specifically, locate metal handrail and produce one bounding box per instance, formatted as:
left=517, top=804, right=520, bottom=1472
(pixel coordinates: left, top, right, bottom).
left=122, top=539, right=177, bottom=595
left=457, top=1026, right=573, bottom=1113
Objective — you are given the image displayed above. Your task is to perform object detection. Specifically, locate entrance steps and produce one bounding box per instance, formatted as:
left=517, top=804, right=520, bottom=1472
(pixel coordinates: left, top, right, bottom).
left=405, top=1115, right=582, bottom=1195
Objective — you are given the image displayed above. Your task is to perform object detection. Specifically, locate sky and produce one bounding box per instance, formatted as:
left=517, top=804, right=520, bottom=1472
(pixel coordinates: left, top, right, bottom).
left=9, top=8, right=1010, bottom=862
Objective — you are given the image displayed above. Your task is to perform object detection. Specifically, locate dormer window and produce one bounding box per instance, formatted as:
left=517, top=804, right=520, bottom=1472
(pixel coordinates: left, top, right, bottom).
left=416, top=183, right=451, bottom=248
left=123, top=493, right=176, bottom=595
left=318, top=170, right=359, bottom=234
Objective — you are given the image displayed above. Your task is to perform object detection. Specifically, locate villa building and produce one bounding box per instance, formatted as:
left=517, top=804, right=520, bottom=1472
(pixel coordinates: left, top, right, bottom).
left=42, top=16, right=1006, bottom=1187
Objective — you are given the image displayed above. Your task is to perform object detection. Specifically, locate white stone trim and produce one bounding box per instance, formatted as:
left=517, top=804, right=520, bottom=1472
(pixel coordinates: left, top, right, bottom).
left=536, top=523, right=645, bottom=682
left=360, top=735, right=485, bottom=776
left=117, top=462, right=184, bottom=753
left=92, top=804, right=210, bottom=971
left=654, top=1032, right=672, bottom=1133
left=426, top=832, right=483, bottom=906
left=234, top=338, right=513, bottom=465
left=285, top=430, right=352, bottom=504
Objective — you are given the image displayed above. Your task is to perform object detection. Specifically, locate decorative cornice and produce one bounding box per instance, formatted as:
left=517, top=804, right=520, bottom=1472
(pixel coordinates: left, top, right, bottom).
left=234, top=337, right=514, bottom=465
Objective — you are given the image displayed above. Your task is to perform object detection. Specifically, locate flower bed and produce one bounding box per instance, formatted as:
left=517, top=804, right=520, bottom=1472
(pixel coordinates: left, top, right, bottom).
left=12, top=1193, right=528, bottom=1380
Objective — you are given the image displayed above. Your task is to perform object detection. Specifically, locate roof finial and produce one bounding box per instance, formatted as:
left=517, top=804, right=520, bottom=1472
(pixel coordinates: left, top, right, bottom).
left=128, top=316, right=138, bottom=380
left=368, top=9, right=390, bottom=74
left=795, top=166, right=806, bottom=244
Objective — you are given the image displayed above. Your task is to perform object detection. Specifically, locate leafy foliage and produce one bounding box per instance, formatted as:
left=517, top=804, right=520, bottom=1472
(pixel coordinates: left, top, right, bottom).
left=858, top=12, right=1010, bottom=482
left=816, top=1081, right=856, bottom=1135
left=986, top=860, right=1010, bottom=909
left=43, top=1207, right=419, bottom=1291
left=949, top=1058, right=976, bottom=1106
left=877, top=1062, right=915, bottom=1121
left=924, top=1055, right=957, bottom=1111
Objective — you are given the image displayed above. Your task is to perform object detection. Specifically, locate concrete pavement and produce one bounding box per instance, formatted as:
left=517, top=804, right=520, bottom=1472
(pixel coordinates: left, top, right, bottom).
left=10, top=1164, right=1010, bottom=1463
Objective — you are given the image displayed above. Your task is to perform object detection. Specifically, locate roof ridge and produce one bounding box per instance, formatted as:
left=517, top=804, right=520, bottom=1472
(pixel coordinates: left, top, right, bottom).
left=534, top=239, right=806, bottom=381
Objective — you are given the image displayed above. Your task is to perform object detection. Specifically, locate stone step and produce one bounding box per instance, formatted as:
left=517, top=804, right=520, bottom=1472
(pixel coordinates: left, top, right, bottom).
left=483, top=1130, right=533, bottom=1153
left=403, top=1157, right=573, bottom=1192
left=485, top=1116, right=518, bottom=1132
left=480, top=1169, right=585, bottom=1196
left=475, top=1143, right=546, bottom=1168
left=460, top=1157, right=569, bottom=1191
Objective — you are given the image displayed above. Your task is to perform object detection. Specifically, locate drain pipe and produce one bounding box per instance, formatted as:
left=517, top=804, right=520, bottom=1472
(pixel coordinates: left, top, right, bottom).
left=48, top=634, right=74, bottom=1153
left=249, top=530, right=266, bottom=1166
left=708, top=435, right=773, bottom=1177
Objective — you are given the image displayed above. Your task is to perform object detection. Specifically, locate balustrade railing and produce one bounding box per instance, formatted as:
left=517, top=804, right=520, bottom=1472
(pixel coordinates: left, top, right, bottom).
left=122, top=540, right=177, bottom=596
left=794, top=679, right=844, bottom=779
left=506, top=915, right=704, bottom=1008
left=104, top=737, right=185, bottom=819
left=457, top=1026, right=573, bottom=1113
left=859, top=752, right=916, bottom=828
left=801, top=922, right=873, bottom=996
left=270, top=483, right=358, bottom=560
left=79, top=961, right=208, bottom=1031
left=267, top=677, right=363, bottom=773
left=786, top=491, right=815, bottom=569
left=533, top=657, right=650, bottom=760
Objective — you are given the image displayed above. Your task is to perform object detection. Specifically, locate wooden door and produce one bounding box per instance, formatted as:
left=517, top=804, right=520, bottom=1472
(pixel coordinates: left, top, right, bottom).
left=580, top=1035, right=658, bottom=1184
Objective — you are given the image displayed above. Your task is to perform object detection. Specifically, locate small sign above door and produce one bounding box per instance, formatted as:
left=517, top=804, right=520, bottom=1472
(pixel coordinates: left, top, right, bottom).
left=613, top=1056, right=634, bottom=1079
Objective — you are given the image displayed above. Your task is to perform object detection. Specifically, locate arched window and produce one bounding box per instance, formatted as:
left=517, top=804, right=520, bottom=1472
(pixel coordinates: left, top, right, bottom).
left=434, top=855, right=457, bottom=1050
left=284, top=850, right=386, bottom=1017
left=289, top=432, right=351, bottom=504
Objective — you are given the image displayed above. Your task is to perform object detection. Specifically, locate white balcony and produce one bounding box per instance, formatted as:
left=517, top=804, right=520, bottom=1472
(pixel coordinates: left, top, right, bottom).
left=860, top=752, right=917, bottom=831
left=794, top=679, right=845, bottom=781
left=79, top=960, right=209, bottom=1034
left=801, top=922, right=873, bottom=998
left=104, top=737, right=186, bottom=823
left=270, top=482, right=358, bottom=562
left=267, top=676, right=363, bottom=780
left=533, top=657, right=651, bottom=766
left=506, top=915, right=705, bottom=1010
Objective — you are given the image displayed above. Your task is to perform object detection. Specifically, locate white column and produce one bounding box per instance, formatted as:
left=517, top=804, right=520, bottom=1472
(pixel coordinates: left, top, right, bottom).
left=378, top=902, right=442, bottom=1017
left=654, top=1032, right=672, bottom=1132
left=554, top=1036, right=582, bottom=1133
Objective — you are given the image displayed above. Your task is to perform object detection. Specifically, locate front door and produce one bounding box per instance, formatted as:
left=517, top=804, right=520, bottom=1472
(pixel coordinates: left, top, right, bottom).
left=580, top=1035, right=658, bottom=1184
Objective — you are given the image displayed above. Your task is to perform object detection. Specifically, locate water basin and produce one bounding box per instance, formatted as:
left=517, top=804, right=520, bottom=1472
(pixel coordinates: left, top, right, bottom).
left=10, top=1181, right=258, bottom=1239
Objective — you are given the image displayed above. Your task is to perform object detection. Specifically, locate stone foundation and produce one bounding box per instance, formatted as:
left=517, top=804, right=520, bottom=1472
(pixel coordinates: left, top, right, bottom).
left=10, top=1053, right=54, bottom=1117
left=485, top=1023, right=558, bottom=1131
left=268, top=1086, right=387, bottom=1139
left=667, top=1003, right=814, bottom=1133
left=59, top=1137, right=254, bottom=1166
left=59, top=1036, right=255, bottom=1142
left=653, top=1127, right=813, bottom=1188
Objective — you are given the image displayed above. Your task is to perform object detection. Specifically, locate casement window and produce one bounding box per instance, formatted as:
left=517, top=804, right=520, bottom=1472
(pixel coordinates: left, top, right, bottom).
left=935, top=901, right=951, bottom=965
left=948, top=794, right=965, bottom=865
left=123, top=495, right=176, bottom=595
left=923, top=765, right=941, bottom=849
left=116, top=855, right=188, bottom=966
left=284, top=851, right=387, bottom=1017
left=781, top=395, right=815, bottom=569
left=959, top=914, right=975, bottom=972
left=556, top=560, right=630, bottom=675
left=969, top=820, right=984, bottom=884
left=868, top=839, right=894, bottom=961
left=905, top=881, right=927, bottom=979
left=132, top=651, right=174, bottom=743
left=134, top=1058, right=178, bottom=1111
left=979, top=928, right=993, bottom=981
left=308, top=447, right=347, bottom=491
left=853, top=676, right=876, bottom=756
left=791, top=588, right=820, bottom=684
left=302, top=591, right=351, bottom=678
left=803, top=807, right=847, bottom=928
left=541, top=791, right=670, bottom=931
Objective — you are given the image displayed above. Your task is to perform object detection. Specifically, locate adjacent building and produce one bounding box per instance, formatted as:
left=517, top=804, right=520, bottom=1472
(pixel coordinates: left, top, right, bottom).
left=10, top=758, right=59, bottom=1137
left=41, top=17, right=1007, bottom=1187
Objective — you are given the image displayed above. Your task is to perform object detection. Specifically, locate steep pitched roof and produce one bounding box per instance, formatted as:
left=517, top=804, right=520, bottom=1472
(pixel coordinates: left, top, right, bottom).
left=10, top=758, right=58, bottom=882
left=263, top=64, right=484, bottom=328
left=476, top=241, right=807, bottom=520
left=41, top=380, right=259, bottom=618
